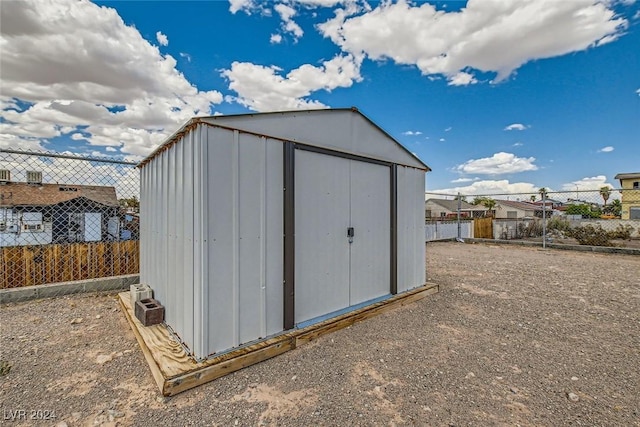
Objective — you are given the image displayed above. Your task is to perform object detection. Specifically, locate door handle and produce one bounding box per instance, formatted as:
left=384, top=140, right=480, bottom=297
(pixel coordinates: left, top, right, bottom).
left=347, top=227, right=354, bottom=243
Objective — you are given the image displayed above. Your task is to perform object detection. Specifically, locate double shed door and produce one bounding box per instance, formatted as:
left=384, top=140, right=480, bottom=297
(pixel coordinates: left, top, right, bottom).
left=294, top=149, right=390, bottom=324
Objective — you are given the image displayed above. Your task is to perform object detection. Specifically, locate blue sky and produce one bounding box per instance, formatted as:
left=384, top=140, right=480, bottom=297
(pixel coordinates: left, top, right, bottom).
left=1, top=0, right=639, bottom=196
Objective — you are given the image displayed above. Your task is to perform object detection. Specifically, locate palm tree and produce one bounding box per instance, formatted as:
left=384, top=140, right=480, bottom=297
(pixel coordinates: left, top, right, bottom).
left=599, top=186, right=611, bottom=207
left=538, top=187, right=548, bottom=200
left=530, top=195, right=536, bottom=202
left=481, top=198, right=496, bottom=217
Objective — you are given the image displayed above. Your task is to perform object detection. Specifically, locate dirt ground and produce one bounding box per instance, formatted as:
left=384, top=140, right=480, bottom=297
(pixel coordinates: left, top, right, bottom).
left=1, top=242, right=639, bottom=426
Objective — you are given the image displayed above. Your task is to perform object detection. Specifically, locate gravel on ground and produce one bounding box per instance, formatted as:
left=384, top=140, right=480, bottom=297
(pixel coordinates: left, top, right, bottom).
left=1, top=241, right=639, bottom=426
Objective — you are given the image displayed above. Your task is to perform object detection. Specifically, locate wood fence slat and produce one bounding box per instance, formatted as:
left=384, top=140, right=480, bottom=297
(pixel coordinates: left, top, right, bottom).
left=0, top=240, right=140, bottom=289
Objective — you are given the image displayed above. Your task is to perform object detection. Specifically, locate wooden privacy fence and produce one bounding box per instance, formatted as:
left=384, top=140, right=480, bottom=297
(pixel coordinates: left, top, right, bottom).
left=0, top=241, right=139, bottom=289
left=474, top=217, right=493, bottom=239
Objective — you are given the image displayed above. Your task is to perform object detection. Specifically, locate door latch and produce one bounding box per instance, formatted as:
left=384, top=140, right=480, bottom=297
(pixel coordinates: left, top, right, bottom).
left=347, top=227, right=354, bottom=243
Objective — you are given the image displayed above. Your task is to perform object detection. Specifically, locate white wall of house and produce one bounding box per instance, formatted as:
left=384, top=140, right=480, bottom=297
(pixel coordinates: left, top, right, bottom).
left=0, top=222, right=53, bottom=247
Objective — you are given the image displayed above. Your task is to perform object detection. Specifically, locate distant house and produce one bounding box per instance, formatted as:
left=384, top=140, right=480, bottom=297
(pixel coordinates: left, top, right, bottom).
left=0, top=173, right=120, bottom=247
left=425, top=198, right=488, bottom=220
left=614, top=172, right=640, bottom=219
left=493, top=200, right=551, bottom=219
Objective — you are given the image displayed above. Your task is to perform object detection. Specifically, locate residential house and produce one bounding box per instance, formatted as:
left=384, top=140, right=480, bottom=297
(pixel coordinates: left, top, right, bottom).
left=425, top=198, right=488, bottom=220
left=0, top=171, right=120, bottom=247
left=493, top=199, right=551, bottom=219
left=614, top=172, right=640, bottom=219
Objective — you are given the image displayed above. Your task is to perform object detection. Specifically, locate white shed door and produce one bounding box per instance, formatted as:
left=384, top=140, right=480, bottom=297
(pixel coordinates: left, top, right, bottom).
left=295, top=150, right=390, bottom=324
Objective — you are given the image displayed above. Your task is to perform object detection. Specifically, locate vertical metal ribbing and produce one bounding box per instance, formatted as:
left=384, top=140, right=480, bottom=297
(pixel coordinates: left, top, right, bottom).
left=283, top=142, right=295, bottom=330
left=390, top=164, right=398, bottom=295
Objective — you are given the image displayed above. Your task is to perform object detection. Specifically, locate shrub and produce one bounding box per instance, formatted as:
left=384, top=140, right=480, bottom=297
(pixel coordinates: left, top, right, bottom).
left=567, top=224, right=613, bottom=246
left=610, top=224, right=634, bottom=240
left=547, top=217, right=571, bottom=232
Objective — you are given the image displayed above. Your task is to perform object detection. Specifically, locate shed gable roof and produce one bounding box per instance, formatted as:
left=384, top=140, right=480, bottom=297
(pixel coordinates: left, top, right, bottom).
left=0, top=182, right=119, bottom=207
left=140, top=107, right=429, bottom=170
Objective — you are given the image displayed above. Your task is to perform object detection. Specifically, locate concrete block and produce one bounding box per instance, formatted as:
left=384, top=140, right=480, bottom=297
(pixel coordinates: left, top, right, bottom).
left=130, top=284, right=153, bottom=307
left=135, top=298, right=164, bottom=326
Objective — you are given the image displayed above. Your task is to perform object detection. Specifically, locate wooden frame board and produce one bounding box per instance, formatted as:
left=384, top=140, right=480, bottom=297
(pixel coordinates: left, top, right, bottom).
left=118, top=282, right=439, bottom=396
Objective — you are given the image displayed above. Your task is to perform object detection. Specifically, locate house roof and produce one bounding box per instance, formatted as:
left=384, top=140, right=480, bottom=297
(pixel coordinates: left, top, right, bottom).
left=426, top=198, right=487, bottom=212
left=0, top=182, right=119, bottom=207
left=139, top=107, right=430, bottom=171
left=494, top=199, right=544, bottom=211
left=614, top=173, right=640, bottom=180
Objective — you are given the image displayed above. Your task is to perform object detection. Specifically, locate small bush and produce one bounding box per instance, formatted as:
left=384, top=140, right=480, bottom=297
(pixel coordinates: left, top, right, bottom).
left=610, top=224, right=634, bottom=240
left=547, top=217, right=571, bottom=232
left=567, top=224, right=613, bottom=246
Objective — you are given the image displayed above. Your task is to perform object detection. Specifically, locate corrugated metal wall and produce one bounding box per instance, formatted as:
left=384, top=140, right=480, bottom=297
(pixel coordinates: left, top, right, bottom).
left=396, top=165, right=426, bottom=293
left=141, top=125, right=283, bottom=359
left=141, top=112, right=427, bottom=360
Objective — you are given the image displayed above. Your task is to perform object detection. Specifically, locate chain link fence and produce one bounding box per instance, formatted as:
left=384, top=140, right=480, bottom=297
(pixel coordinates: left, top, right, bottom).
left=426, top=188, right=640, bottom=249
left=0, top=149, right=140, bottom=296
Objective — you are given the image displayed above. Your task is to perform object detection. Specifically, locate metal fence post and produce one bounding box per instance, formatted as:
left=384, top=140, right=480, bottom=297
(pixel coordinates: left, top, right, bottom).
left=542, top=191, right=547, bottom=249
left=457, top=193, right=462, bottom=240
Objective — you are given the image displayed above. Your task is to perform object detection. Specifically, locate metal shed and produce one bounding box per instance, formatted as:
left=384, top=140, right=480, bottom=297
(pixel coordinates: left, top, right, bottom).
left=139, top=107, right=430, bottom=360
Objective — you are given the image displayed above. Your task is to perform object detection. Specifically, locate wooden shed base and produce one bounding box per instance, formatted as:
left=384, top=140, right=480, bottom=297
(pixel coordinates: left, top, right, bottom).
left=118, top=282, right=439, bottom=396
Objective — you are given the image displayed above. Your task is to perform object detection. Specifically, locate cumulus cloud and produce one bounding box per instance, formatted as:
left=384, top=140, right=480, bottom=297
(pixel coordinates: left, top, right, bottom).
left=561, top=176, right=614, bottom=192
left=319, top=0, right=626, bottom=84
left=451, top=177, right=478, bottom=183
left=270, top=33, right=283, bottom=44
left=504, top=123, right=529, bottom=131
left=448, top=72, right=478, bottom=86
left=403, top=130, right=422, bottom=136
left=455, top=152, right=538, bottom=175
left=275, top=3, right=304, bottom=39
left=598, top=146, right=614, bottom=152
left=156, top=31, right=168, bottom=46
left=222, top=54, right=362, bottom=111
left=430, top=179, right=543, bottom=197
left=0, top=0, right=222, bottom=157
left=229, top=0, right=255, bottom=14
left=439, top=138, right=445, bottom=142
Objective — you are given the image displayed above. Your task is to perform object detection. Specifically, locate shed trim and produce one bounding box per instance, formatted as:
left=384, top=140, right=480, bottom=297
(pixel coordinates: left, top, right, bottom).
left=138, top=109, right=430, bottom=171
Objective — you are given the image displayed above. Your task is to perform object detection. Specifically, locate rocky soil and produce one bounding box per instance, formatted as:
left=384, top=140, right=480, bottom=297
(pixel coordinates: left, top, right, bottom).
left=1, top=241, right=639, bottom=426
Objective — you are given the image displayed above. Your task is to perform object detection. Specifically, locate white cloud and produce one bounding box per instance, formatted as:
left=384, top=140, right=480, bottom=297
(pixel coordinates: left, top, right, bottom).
left=636, top=88, right=640, bottom=96
left=448, top=71, right=478, bottom=86
left=156, top=31, right=168, bottom=46
left=271, top=33, right=283, bottom=44
left=455, top=152, right=538, bottom=175
left=403, top=130, right=422, bottom=136
left=319, top=0, right=626, bottom=84
left=229, top=0, right=255, bottom=14
left=430, top=179, right=543, bottom=196
left=0, top=0, right=222, bottom=158
left=451, top=177, right=478, bottom=183
left=444, top=127, right=452, bottom=132
left=561, top=176, right=615, bottom=193
left=598, top=146, right=614, bottom=152
left=504, top=123, right=528, bottom=131
left=222, top=54, right=362, bottom=111
left=439, top=138, right=445, bottom=142
left=275, top=3, right=304, bottom=39
left=179, top=52, right=192, bottom=62
left=513, top=142, right=524, bottom=147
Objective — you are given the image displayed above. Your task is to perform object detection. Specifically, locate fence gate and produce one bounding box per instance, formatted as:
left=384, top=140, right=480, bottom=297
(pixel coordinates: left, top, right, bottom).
left=474, top=217, right=493, bottom=239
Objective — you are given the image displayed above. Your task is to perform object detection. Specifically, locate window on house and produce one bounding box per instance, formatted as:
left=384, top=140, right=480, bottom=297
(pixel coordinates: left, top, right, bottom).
left=633, top=181, right=639, bottom=189
left=440, top=212, right=446, bottom=217
left=23, top=223, right=43, bottom=232
left=507, top=211, right=518, bottom=219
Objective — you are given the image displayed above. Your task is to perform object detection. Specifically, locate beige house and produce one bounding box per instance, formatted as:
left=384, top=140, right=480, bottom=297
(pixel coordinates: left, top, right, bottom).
left=425, top=198, right=487, bottom=219
left=614, top=172, right=640, bottom=219
left=493, top=200, right=549, bottom=219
